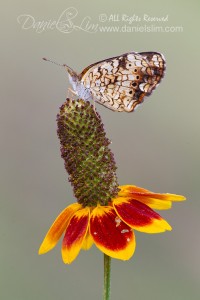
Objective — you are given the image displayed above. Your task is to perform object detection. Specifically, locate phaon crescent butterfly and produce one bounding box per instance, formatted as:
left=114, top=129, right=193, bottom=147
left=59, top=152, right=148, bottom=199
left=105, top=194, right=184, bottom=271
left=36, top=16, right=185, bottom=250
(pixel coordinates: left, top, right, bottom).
left=44, top=51, right=165, bottom=112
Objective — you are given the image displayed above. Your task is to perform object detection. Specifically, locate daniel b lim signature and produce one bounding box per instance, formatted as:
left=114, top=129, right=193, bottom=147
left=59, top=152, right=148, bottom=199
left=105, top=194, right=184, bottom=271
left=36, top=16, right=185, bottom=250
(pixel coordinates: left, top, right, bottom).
left=17, top=7, right=99, bottom=34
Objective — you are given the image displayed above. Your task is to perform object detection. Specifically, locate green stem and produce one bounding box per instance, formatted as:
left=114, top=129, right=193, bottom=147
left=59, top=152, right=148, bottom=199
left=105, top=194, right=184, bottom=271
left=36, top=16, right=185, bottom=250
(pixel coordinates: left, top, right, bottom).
left=103, top=254, right=111, bottom=300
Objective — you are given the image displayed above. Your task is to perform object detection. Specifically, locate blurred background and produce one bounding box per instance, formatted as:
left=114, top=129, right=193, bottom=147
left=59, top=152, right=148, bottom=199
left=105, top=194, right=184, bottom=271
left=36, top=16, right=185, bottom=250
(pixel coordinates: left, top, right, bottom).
left=1, top=0, right=200, bottom=299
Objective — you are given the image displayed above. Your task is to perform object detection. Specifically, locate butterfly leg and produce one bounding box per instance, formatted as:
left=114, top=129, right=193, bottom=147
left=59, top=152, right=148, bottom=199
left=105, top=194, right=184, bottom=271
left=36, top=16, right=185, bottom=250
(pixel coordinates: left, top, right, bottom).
left=67, top=88, right=77, bottom=100
left=92, top=97, right=96, bottom=112
left=91, top=97, right=101, bottom=119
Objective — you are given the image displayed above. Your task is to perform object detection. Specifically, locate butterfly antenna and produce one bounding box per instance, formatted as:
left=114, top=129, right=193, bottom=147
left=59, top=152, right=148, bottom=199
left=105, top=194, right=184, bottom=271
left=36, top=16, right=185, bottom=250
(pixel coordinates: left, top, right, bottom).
left=43, top=58, right=77, bottom=77
left=42, top=57, right=68, bottom=68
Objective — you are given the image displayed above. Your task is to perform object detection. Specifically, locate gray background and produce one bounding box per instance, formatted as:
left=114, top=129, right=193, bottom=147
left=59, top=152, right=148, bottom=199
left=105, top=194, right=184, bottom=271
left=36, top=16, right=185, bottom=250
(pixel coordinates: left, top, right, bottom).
left=1, top=0, right=199, bottom=299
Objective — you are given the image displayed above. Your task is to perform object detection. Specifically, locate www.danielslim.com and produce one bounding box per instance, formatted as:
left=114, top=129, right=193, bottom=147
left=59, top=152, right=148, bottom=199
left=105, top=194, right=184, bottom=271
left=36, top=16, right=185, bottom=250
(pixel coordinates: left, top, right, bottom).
left=98, top=24, right=183, bottom=33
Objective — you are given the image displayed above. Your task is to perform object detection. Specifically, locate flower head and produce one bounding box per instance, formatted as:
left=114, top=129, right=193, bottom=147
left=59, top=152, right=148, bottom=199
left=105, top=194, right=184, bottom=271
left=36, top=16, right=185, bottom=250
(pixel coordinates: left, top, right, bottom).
left=39, top=99, right=185, bottom=264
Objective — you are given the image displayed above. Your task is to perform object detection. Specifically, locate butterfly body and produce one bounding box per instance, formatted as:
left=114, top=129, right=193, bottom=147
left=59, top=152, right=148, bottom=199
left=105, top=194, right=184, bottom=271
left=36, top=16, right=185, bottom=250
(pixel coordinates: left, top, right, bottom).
left=66, top=51, right=165, bottom=112
left=68, top=73, right=92, bottom=101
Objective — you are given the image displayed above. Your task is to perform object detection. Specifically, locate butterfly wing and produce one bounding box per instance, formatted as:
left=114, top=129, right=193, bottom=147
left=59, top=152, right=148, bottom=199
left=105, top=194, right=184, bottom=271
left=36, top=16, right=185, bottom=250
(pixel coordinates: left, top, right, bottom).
left=79, top=52, right=165, bottom=112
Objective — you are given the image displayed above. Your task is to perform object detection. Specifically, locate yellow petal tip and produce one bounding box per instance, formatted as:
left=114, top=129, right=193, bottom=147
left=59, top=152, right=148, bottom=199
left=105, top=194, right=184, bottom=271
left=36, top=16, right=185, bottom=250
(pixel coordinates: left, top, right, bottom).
left=62, top=252, right=74, bottom=264
left=166, top=194, right=186, bottom=202
left=38, top=248, right=43, bottom=255
left=38, top=244, right=49, bottom=255
left=166, top=224, right=172, bottom=231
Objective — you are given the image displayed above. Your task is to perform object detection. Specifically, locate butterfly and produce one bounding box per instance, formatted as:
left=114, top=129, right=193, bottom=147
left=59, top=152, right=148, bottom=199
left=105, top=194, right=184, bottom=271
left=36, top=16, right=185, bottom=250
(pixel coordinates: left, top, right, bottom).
left=44, top=51, right=165, bottom=112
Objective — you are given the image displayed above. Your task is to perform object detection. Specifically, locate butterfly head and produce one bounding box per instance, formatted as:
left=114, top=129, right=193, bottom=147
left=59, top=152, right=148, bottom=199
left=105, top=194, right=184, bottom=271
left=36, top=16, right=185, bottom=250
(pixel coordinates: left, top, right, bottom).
left=65, top=65, right=79, bottom=92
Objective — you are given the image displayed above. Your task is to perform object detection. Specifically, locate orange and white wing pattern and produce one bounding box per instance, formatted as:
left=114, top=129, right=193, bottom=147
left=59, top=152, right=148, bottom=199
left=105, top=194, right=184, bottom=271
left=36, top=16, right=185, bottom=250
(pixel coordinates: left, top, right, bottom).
left=80, top=52, right=165, bottom=112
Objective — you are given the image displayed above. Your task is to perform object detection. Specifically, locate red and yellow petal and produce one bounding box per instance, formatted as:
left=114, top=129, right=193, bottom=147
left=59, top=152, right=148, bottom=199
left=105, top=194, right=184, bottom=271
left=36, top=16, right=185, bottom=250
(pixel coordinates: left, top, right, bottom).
left=113, top=198, right=171, bottom=233
left=90, top=206, right=135, bottom=260
left=39, top=203, right=82, bottom=255
left=118, top=185, right=186, bottom=210
left=62, top=207, right=90, bottom=264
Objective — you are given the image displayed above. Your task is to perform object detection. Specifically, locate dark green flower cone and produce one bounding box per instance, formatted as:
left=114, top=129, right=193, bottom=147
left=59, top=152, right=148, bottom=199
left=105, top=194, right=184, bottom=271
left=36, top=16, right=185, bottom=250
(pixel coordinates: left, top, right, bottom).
left=57, top=99, right=119, bottom=207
